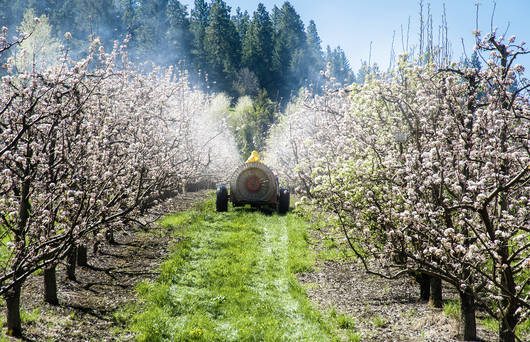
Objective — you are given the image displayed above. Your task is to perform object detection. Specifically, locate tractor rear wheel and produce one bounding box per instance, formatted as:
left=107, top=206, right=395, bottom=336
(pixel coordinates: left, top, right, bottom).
left=278, top=187, right=290, bottom=214
left=216, top=185, right=228, bottom=212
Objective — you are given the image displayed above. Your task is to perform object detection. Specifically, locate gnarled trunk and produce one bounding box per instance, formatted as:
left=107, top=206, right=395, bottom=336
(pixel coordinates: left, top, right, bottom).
left=5, top=163, right=30, bottom=336
left=459, top=290, right=476, bottom=341
left=416, top=273, right=430, bottom=301
left=66, top=245, right=77, bottom=281
left=43, top=265, right=59, bottom=305
left=77, top=244, right=88, bottom=266
left=429, top=276, right=442, bottom=308
left=499, top=311, right=517, bottom=342
left=4, top=282, right=22, bottom=337
left=499, top=299, right=519, bottom=342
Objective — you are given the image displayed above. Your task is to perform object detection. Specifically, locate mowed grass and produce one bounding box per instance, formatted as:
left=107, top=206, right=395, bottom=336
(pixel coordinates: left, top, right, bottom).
left=130, top=196, right=333, bottom=341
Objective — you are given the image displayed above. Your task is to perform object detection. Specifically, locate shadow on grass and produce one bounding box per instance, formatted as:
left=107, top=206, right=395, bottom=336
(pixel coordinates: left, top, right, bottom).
left=229, top=205, right=289, bottom=216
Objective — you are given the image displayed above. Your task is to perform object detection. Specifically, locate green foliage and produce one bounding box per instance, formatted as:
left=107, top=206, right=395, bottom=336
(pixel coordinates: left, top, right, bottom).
left=479, top=316, right=498, bottom=333
left=354, top=61, right=380, bottom=84
left=462, top=50, right=482, bottom=70
left=305, top=20, right=325, bottom=87
left=113, top=303, right=137, bottom=326
left=348, top=331, right=362, bottom=342
left=190, top=0, right=210, bottom=72
left=16, top=8, right=60, bottom=72
left=20, top=307, right=41, bottom=324
left=372, top=315, right=387, bottom=328
left=327, top=306, right=361, bottom=340
left=241, top=3, right=275, bottom=95
left=517, top=318, right=530, bottom=337
left=325, top=45, right=355, bottom=86
left=336, top=313, right=356, bottom=330
left=443, top=300, right=460, bottom=321
left=232, top=7, right=249, bottom=41
left=273, top=1, right=308, bottom=99
left=129, top=0, right=190, bottom=66
left=167, top=0, right=193, bottom=64
left=2, top=0, right=353, bottom=149
left=0, top=225, right=13, bottom=267
left=481, top=317, right=530, bottom=339
left=229, top=90, right=278, bottom=157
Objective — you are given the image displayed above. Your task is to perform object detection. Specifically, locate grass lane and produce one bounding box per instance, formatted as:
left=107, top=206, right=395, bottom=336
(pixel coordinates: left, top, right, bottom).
left=130, top=196, right=332, bottom=341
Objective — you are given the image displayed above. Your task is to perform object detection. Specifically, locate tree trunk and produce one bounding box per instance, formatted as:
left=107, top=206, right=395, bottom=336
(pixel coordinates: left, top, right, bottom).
left=459, top=290, right=477, bottom=341
left=498, top=243, right=518, bottom=342
left=105, top=229, right=115, bottom=244
left=416, top=273, right=430, bottom=301
left=66, top=245, right=77, bottom=281
left=93, top=240, right=100, bottom=254
left=77, top=244, right=88, bottom=266
left=499, top=303, right=517, bottom=342
left=43, top=266, right=59, bottom=305
left=429, top=276, right=443, bottom=308
left=4, top=282, right=22, bottom=337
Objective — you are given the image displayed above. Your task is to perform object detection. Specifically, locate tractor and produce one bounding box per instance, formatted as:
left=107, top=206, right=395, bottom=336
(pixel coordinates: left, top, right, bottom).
left=216, top=161, right=289, bottom=214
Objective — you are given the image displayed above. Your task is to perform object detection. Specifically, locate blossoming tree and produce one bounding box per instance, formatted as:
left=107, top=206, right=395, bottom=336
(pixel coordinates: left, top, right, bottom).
left=0, top=29, right=239, bottom=337
left=267, top=33, right=529, bottom=342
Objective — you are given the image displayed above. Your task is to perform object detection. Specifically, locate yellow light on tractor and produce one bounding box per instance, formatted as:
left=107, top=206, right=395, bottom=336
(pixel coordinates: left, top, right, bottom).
left=246, top=150, right=260, bottom=163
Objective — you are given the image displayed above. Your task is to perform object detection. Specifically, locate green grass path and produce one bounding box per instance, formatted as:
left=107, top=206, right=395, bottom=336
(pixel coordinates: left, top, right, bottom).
left=130, top=196, right=332, bottom=341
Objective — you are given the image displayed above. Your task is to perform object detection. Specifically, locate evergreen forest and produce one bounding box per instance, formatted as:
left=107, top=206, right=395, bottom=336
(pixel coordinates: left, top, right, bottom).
left=0, top=0, right=355, bottom=101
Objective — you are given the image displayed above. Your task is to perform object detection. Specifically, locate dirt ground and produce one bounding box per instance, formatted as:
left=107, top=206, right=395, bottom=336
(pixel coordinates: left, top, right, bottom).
left=298, top=260, right=499, bottom=342
left=297, top=226, right=499, bottom=342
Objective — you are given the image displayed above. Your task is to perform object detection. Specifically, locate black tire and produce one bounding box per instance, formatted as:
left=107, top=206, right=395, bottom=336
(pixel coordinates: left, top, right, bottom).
left=278, top=187, right=290, bottom=214
left=216, top=185, right=228, bottom=212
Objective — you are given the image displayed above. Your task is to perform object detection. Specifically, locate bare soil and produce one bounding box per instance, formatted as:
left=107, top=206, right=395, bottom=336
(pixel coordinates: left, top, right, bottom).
left=297, top=226, right=499, bottom=342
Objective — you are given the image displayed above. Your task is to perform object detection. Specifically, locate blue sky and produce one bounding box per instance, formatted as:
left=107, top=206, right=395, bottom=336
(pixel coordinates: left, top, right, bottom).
left=179, top=0, right=530, bottom=72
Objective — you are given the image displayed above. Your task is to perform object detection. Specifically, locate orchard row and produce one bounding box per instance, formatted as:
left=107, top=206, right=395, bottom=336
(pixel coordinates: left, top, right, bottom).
left=0, top=28, right=240, bottom=337
left=265, top=32, right=529, bottom=342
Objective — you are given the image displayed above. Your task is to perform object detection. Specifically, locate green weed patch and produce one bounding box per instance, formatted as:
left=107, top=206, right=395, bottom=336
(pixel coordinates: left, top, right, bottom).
left=130, top=197, right=332, bottom=341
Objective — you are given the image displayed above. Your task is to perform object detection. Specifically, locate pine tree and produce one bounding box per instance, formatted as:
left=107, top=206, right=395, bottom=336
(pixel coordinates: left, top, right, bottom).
left=133, top=0, right=171, bottom=65
left=270, top=5, right=281, bottom=32
left=167, top=0, right=192, bottom=66
left=241, top=3, right=275, bottom=95
left=190, top=0, right=210, bottom=73
left=203, top=0, right=241, bottom=94
left=74, top=0, right=122, bottom=42
left=1, top=0, right=352, bottom=102
left=325, top=45, right=355, bottom=86
left=46, top=0, right=79, bottom=43
left=120, top=0, right=138, bottom=36
left=232, top=7, right=250, bottom=42
left=305, top=20, right=325, bottom=88
left=470, top=50, right=481, bottom=70
left=273, top=1, right=307, bottom=100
